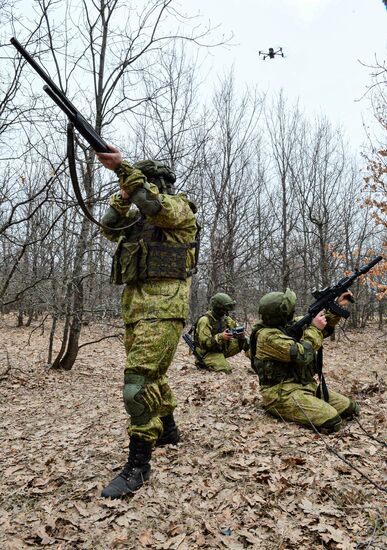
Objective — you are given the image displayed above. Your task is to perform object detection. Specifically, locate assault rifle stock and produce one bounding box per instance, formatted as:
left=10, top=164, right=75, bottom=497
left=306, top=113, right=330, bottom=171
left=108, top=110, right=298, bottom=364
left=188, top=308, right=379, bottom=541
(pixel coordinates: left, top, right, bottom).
left=182, top=333, right=206, bottom=368
left=10, top=37, right=110, bottom=153
left=286, top=255, right=383, bottom=340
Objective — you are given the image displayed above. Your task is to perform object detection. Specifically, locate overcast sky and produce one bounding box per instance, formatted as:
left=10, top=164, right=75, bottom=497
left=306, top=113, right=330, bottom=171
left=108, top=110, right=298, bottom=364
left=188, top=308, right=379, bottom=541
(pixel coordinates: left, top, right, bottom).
left=181, top=0, right=387, bottom=153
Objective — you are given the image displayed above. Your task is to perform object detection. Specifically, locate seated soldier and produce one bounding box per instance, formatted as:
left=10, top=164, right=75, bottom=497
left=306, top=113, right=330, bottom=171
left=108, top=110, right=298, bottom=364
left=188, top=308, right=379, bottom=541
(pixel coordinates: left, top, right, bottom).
left=250, top=288, right=359, bottom=433
left=194, top=293, right=249, bottom=373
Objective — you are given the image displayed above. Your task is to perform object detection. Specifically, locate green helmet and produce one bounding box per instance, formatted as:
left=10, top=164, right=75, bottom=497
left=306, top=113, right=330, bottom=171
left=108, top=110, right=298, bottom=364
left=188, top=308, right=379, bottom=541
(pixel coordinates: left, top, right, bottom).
left=258, top=288, right=297, bottom=327
left=210, top=292, right=236, bottom=317
left=134, top=159, right=176, bottom=194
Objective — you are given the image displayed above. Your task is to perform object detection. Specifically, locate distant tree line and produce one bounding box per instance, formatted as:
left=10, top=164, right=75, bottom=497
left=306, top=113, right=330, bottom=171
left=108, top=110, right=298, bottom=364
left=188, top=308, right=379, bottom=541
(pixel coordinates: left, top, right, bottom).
left=0, top=0, right=385, bottom=370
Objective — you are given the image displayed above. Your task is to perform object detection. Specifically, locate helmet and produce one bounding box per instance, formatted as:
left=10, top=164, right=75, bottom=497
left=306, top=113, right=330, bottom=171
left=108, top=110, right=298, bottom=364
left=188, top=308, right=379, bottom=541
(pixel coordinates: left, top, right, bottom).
left=258, top=288, right=297, bottom=327
left=134, top=159, right=176, bottom=194
left=210, top=293, right=236, bottom=318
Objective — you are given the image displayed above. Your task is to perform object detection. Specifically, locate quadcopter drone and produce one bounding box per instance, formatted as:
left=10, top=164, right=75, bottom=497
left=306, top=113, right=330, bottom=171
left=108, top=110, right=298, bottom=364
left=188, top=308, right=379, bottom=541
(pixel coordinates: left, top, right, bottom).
left=259, top=47, right=284, bottom=60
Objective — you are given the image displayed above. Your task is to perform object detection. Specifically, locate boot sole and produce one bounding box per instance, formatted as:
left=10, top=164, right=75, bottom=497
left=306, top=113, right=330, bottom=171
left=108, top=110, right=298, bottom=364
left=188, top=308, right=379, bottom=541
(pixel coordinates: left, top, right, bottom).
left=101, top=468, right=151, bottom=499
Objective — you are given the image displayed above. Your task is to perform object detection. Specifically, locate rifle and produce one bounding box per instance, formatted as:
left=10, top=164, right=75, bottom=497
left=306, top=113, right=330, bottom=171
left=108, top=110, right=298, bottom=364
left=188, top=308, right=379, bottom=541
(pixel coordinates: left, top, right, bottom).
left=225, top=325, right=245, bottom=337
left=10, top=37, right=110, bottom=153
left=182, top=332, right=207, bottom=369
left=286, top=255, right=383, bottom=340
left=9, top=37, right=136, bottom=230
left=285, top=255, right=384, bottom=402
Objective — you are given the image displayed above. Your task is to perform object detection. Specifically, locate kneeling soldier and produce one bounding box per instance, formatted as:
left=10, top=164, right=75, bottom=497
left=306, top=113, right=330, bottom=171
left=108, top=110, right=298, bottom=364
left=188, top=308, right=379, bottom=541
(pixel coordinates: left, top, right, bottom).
left=251, top=289, right=359, bottom=433
left=194, top=293, right=249, bottom=373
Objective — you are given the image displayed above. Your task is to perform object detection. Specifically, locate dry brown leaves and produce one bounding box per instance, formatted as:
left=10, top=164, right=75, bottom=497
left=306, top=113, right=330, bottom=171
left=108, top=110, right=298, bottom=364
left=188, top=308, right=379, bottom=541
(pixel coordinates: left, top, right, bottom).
left=0, top=315, right=386, bottom=549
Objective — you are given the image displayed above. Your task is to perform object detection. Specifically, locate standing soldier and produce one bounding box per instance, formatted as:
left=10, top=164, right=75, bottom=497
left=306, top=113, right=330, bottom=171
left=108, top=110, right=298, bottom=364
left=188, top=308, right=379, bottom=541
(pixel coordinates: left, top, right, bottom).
left=193, top=293, right=249, bottom=373
left=250, top=289, right=359, bottom=433
left=97, top=146, right=199, bottom=499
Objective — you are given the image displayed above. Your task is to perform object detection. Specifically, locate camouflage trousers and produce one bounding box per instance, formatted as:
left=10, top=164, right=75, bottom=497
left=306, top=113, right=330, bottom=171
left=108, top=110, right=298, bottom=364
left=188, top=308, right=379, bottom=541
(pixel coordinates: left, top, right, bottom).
left=201, top=339, right=242, bottom=373
left=260, top=381, right=351, bottom=428
left=123, top=318, right=183, bottom=442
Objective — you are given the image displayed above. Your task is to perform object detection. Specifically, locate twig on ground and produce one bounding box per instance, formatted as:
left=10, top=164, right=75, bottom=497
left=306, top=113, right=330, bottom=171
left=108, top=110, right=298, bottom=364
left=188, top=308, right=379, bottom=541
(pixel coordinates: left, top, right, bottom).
left=364, top=521, right=379, bottom=550
left=353, top=417, right=387, bottom=448
left=290, top=396, right=387, bottom=494
left=0, top=351, right=27, bottom=382
left=0, top=351, right=11, bottom=379
left=337, top=325, right=356, bottom=344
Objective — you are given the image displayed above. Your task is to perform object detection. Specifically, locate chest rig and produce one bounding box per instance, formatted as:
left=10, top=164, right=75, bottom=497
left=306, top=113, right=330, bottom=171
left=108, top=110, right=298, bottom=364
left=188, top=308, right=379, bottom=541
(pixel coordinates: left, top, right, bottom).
left=110, top=216, right=198, bottom=285
left=250, top=323, right=316, bottom=387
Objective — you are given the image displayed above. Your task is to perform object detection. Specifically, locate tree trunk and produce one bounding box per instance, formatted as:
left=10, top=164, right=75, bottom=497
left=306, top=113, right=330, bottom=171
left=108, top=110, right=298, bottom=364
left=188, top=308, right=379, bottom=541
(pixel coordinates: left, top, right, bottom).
left=57, top=215, right=90, bottom=370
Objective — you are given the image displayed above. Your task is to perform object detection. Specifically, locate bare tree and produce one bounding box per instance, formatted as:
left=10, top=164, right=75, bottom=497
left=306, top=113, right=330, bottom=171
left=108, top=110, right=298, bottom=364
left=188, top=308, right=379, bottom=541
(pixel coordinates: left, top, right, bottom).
left=263, top=91, right=303, bottom=291
left=3, top=0, right=229, bottom=369
left=194, top=72, right=265, bottom=310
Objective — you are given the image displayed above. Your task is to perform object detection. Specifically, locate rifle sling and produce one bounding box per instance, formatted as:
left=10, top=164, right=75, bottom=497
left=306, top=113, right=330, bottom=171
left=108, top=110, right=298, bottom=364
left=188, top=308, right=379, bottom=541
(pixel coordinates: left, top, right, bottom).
left=66, top=123, right=140, bottom=231
left=315, top=347, right=329, bottom=402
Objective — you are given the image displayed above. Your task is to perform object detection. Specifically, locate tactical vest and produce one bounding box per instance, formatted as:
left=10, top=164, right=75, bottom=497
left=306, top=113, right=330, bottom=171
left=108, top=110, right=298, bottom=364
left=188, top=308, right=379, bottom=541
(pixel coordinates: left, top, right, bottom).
left=193, top=313, right=227, bottom=352
left=205, top=314, right=226, bottom=336
left=250, top=323, right=316, bottom=387
left=110, top=212, right=199, bottom=285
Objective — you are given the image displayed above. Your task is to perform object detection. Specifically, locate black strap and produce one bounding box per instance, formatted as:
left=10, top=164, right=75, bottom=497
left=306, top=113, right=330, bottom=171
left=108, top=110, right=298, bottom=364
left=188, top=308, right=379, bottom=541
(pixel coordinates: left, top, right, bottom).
left=249, top=326, right=259, bottom=372
left=192, top=221, right=201, bottom=273
left=238, top=336, right=245, bottom=352
left=66, top=122, right=141, bottom=231
left=315, top=347, right=329, bottom=402
left=186, top=238, right=200, bottom=277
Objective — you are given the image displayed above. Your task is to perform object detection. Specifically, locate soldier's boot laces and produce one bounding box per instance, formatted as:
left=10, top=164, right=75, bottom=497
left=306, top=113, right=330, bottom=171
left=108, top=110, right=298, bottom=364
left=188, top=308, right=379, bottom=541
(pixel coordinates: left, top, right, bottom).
left=155, top=413, right=180, bottom=447
left=101, top=436, right=152, bottom=499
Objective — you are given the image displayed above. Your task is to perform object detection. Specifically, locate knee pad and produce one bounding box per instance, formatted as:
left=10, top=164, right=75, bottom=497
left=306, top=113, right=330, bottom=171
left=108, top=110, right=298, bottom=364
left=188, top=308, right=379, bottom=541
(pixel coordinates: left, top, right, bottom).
left=318, top=415, right=343, bottom=434
left=341, top=399, right=360, bottom=419
left=123, top=374, right=161, bottom=426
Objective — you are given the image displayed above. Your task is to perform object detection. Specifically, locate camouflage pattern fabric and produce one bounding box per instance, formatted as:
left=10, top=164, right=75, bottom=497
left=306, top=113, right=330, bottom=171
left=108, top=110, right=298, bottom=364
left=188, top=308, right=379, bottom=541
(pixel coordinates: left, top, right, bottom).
left=255, top=322, right=324, bottom=363
left=101, top=169, right=198, bottom=324
left=256, top=312, right=353, bottom=428
left=123, top=319, right=182, bottom=442
left=115, top=160, right=147, bottom=197
left=100, top=161, right=198, bottom=442
left=260, top=381, right=351, bottom=427
left=195, top=312, right=244, bottom=373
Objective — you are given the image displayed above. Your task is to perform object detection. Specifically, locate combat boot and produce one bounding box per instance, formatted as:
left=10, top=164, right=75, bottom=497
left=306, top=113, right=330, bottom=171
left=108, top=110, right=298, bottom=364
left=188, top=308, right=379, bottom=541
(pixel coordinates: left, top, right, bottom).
left=101, top=436, right=152, bottom=499
left=318, top=415, right=343, bottom=435
left=155, top=413, right=180, bottom=447
left=340, top=399, right=360, bottom=419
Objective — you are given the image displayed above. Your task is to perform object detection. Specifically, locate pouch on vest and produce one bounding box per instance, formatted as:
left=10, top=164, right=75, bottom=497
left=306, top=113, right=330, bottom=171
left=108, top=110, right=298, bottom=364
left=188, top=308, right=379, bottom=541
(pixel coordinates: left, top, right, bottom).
left=145, top=241, right=189, bottom=279
left=111, top=238, right=193, bottom=284
left=110, top=238, right=144, bottom=285
left=121, top=241, right=142, bottom=283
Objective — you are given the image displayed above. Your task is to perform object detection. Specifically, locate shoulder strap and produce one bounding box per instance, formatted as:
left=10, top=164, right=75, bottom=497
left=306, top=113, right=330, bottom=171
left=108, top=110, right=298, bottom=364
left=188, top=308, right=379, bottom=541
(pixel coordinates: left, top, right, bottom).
left=249, top=324, right=260, bottom=370
left=315, top=347, right=329, bottom=402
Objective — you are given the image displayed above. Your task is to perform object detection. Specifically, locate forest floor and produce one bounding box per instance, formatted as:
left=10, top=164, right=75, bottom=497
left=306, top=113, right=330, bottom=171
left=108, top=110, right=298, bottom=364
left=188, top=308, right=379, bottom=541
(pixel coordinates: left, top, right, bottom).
left=0, top=314, right=386, bottom=550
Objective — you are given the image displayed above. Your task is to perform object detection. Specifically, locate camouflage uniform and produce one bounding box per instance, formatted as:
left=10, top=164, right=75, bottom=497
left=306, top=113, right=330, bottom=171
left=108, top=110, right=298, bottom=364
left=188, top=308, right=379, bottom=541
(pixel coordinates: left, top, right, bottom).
left=251, top=289, right=359, bottom=433
left=194, top=293, right=249, bottom=373
left=195, top=311, right=246, bottom=373
left=100, top=159, right=198, bottom=498
left=101, top=161, right=198, bottom=441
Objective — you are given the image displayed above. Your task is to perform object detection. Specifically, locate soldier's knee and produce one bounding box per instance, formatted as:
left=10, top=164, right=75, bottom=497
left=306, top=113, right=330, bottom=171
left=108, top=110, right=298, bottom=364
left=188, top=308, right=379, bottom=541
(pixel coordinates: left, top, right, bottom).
left=123, top=374, right=154, bottom=425
left=318, top=415, right=343, bottom=434
left=341, top=399, right=360, bottom=419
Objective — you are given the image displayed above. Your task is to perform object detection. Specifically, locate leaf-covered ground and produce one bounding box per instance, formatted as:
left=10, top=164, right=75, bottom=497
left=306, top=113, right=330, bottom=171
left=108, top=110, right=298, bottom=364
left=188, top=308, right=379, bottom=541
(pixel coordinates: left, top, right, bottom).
left=0, top=315, right=386, bottom=550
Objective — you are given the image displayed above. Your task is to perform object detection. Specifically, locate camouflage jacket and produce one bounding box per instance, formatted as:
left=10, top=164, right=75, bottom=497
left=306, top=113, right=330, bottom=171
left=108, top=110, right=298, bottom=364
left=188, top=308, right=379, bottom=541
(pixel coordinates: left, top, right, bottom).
left=194, top=311, right=238, bottom=355
left=101, top=161, right=199, bottom=324
left=253, top=312, right=341, bottom=387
